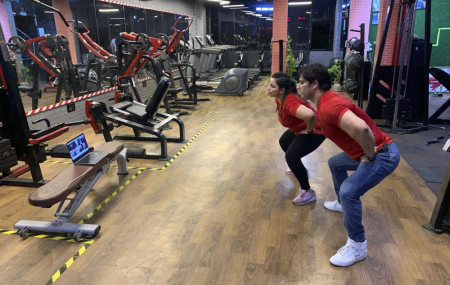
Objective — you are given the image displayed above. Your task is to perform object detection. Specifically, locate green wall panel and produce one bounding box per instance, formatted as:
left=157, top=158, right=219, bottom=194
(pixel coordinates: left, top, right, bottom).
left=428, top=1, right=450, bottom=67
left=368, top=0, right=450, bottom=67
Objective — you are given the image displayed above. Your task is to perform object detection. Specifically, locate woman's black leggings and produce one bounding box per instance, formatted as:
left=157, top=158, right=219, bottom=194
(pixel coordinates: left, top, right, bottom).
left=279, top=130, right=326, bottom=190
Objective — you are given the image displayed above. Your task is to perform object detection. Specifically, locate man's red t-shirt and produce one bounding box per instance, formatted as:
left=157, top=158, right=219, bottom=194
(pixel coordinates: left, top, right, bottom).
left=276, top=93, right=322, bottom=135
left=317, top=90, right=392, bottom=159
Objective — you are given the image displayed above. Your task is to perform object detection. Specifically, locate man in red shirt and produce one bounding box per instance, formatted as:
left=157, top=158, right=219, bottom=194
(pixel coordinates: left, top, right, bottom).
left=297, top=63, right=400, bottom=267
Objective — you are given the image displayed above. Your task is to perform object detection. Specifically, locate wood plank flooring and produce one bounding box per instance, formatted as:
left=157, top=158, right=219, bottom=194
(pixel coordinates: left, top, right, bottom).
left=1, top=77, right=449, bottom=284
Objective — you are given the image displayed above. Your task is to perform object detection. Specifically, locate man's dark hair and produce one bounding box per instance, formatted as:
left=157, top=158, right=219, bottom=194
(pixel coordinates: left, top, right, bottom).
left=298, top=63, right=332, bottom=91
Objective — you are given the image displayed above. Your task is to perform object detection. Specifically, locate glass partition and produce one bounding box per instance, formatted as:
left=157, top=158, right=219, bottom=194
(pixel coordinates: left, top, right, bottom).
left=70, top=0, right=98, bottom=62
left=288, top=3, right=312, bottom=63
left=220, top=21, right=235, bottom=45
left=10, top=0, right=56, bottom=84
left=124, top=6, right=146, bottom=35
left=94, top=1, right=125, bottom=54
left=311, top=0, right=335, bottom=51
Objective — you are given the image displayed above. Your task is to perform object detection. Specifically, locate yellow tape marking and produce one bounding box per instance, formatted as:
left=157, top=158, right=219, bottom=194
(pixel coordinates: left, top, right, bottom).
left=45, top=243, right=92, bottom=285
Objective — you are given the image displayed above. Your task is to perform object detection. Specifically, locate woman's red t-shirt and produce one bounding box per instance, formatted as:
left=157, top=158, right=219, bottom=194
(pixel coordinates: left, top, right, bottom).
left=276, top=93, right=322, bottom=135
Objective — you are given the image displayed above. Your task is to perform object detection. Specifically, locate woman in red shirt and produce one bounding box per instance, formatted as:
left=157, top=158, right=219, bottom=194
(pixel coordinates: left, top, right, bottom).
left=269, top=73, right=325, bottom=205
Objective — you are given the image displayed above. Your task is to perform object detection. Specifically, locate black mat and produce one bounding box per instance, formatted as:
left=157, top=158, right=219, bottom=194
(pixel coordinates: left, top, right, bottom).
left=390, top=124, right=450, bottom=196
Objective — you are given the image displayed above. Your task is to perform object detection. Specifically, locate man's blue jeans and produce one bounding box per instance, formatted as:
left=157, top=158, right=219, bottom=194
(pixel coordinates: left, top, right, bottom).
left=327, top=143, right=400, bottom=242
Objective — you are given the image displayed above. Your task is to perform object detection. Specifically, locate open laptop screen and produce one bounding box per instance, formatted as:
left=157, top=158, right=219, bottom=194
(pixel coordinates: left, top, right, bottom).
left=66, top=133, right=90, bottom=162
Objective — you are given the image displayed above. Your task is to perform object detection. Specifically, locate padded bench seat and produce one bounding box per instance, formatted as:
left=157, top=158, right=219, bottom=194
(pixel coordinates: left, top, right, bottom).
left=125, top=104, right=148, bottom=118
left=28, top=141, right=124, bottom=208
left=112, top=101, right=133, bottom=110
left=111, top=101, right=148, bottom=119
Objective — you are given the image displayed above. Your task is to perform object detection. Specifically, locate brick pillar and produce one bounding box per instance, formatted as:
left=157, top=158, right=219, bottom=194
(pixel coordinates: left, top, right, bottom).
left=271, top=0, right=288, bottom=73
left=348, top=0, right=371, bottom=58
left=52, top=0, right=77, bottom=63
left=373, top=0, right=402, bottom=66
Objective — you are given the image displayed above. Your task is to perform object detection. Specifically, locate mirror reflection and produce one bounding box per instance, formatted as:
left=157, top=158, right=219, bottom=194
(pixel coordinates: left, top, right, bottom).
left=3, top=0, right=445, bottom=115
left=4, top=0, right=196, bottom=112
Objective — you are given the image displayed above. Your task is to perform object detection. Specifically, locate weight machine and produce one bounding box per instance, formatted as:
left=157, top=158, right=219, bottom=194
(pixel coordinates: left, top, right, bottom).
left=7, top=0, right=113, bottom=108
left=0, top=21, right=68, bottom=187
left=86, top=77, right=186, bottom=161
left=366, top=0, right=431, bottom=134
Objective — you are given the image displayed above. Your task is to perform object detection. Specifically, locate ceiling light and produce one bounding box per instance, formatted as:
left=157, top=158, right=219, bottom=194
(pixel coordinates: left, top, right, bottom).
left=223, top=4, right=245, bottom=8
left=256, top=7, right=273, bottom=12
left=288, top=1, right=312, bottom=5
left=98, top=8, right=119, bottom=12
left=230, top=7, right=248, bottom=9
left=208, top=0, right=229, bottom=3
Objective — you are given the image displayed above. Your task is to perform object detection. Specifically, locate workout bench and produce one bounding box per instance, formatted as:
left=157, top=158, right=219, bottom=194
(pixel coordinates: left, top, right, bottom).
left=87, top=77, right=186, bottom=160
left=15, top=141, right=128, bottom=240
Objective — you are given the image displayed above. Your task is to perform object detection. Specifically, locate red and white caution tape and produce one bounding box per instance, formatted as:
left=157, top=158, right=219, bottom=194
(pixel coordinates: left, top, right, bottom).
left=25, top=77, right=154, bottom=116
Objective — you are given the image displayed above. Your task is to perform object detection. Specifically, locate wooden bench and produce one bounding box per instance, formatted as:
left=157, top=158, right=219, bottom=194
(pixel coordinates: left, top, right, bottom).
left=15, top=141, right=128, bottom=240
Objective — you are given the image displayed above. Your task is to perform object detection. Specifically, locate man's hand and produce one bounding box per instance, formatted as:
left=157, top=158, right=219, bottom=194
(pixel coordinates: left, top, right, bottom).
left=360, top=146, right=377, bottom=162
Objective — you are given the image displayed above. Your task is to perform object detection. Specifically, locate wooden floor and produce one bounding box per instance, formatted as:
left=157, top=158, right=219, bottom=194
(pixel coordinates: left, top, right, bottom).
left=1, top=77, right=449, bottom=284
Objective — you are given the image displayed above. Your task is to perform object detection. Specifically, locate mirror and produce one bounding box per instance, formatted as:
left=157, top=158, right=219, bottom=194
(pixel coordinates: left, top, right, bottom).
left=4, top=0, right=192, bottom=112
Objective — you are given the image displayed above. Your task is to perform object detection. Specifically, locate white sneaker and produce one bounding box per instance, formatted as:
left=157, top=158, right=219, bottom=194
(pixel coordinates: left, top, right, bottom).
left=285, top=168, right=294, bottom=175
left=285, top=168, right=309, bottom=176
left=324, top=200, right=343, bottom=212
left=330, top=238, right=367, bottom=266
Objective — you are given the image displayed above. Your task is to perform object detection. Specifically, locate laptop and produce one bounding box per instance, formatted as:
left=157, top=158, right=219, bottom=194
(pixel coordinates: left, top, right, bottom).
left=66, top=133, right=109, bottom=166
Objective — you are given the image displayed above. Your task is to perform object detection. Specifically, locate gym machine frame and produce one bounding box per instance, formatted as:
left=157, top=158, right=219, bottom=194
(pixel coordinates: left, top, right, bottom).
left=367, top=0, right=431, bottom=134
left=0, top=20, right=68, bottom=187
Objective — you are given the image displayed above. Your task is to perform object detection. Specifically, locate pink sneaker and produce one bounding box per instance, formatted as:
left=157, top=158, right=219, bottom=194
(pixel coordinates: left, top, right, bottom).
left=292, top=189, right=317, bottom=206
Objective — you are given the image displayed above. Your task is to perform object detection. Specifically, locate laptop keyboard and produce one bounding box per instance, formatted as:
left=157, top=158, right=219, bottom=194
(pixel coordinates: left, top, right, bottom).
left=78, top=152, right=107, bottom=164
left=88, top=152, right=106, bottom=159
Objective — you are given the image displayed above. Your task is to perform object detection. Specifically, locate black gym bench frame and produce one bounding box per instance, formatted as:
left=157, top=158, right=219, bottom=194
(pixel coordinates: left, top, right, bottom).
left=86, top=77, right=186, bottom=161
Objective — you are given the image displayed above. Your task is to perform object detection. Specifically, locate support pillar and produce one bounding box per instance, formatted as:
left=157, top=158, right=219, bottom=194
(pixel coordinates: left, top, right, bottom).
left=271, top=0, right=288, bottom=73
left=52, top=0, right=77, bottom=64
left=333, top=0, right=343, bottom=59
left=373, top=0, right=402, bottom=66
